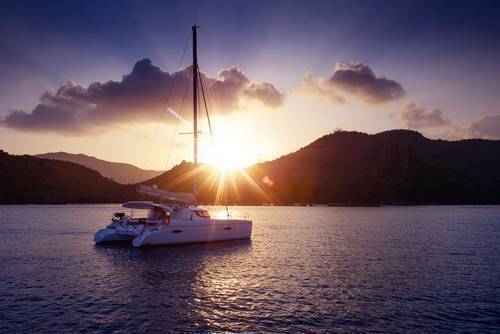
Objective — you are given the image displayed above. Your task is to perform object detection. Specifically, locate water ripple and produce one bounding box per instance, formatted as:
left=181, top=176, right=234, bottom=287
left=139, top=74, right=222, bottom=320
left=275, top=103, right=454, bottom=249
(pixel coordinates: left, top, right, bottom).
left=0, top=205, right=499, bottom=332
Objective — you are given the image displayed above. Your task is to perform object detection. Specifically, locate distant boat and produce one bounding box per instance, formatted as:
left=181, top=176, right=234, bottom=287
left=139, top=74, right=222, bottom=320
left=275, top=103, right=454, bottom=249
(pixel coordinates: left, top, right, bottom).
left=94, top=26, right=252, bottom=247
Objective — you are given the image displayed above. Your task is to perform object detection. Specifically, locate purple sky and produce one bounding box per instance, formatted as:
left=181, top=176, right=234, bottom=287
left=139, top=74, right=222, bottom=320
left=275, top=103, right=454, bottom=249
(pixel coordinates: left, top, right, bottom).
left=1, top=0, right=500, bottom=169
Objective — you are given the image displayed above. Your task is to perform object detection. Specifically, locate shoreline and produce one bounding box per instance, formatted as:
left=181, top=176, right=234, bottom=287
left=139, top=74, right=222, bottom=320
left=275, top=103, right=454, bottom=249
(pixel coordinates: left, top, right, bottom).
left=2, top=203, right=500, bottom=207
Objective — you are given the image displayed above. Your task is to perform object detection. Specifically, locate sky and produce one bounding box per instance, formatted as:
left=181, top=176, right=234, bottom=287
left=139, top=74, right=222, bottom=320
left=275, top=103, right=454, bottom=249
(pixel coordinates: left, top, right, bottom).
left=1, top=0, right=500, bottom=170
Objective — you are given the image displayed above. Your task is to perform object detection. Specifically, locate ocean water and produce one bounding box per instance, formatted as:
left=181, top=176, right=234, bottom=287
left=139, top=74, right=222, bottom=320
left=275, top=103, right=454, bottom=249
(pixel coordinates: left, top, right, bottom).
left=0, top=205, right=499, bottom=333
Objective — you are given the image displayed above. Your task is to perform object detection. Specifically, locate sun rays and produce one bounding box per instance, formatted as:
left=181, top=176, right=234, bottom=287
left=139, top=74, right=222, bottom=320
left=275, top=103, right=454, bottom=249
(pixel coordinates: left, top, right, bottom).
left=199, top=120, right=256, bottom=170
left=156, top=162, right=274, bottom=205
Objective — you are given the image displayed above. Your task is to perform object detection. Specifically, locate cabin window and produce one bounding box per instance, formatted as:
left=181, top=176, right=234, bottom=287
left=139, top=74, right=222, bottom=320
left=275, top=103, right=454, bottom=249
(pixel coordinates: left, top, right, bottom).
left=194, top=210, right=210, bottom=218
left=162, top=212, right=171, bottom=225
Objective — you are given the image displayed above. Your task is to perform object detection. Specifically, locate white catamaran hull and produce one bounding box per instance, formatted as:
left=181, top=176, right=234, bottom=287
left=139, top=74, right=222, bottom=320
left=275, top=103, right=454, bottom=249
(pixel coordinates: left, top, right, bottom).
left=95, top=219, right=252, bottom=247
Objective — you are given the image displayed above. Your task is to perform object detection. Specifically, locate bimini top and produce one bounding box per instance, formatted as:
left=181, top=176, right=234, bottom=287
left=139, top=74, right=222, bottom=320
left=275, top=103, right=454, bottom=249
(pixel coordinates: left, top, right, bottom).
left=122, top=201, right=172, bottom=212
left=136, top=185, right=196, bottom=204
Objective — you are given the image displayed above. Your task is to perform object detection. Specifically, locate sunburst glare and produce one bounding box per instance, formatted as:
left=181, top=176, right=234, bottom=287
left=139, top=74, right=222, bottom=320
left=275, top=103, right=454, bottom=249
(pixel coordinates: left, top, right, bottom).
left=200, top=126, right=254, bottom=170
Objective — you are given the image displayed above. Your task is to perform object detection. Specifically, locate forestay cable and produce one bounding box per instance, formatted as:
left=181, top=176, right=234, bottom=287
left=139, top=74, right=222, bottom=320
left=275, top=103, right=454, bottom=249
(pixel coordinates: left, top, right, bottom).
left=140, top=31, right=192, bottom=176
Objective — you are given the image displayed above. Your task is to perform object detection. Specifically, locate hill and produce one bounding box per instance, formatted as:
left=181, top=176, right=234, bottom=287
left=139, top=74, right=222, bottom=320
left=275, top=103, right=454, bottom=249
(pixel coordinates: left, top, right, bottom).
left=144, top=130, right=500, bottom=205
left=36, top=152, right=163, bottom=184
left=0, top=150, right=136, bottom=204
left=3, top=130, right=500, bottom=205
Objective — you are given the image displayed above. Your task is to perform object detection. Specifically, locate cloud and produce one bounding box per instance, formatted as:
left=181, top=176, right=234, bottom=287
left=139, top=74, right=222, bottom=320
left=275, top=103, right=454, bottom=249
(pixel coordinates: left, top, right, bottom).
left=1, top=59, right=284, bottom=134
left=330, top=63, right=406, bottom=103
left=400, top=102, right=451, bottom=128
left=297, top=72, right=345, bottom=103
left=468, top=115, right=500, bottom=139
left=446, top=115, right=500, bottom=140
left=244, top=82, right=285, bottom=107
left=299, top=62, right=405, bottom=104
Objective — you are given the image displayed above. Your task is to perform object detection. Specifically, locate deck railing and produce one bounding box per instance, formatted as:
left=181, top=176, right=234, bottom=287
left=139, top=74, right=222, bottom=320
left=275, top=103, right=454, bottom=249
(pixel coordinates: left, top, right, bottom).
left=216, top=209, right=250, bottom=221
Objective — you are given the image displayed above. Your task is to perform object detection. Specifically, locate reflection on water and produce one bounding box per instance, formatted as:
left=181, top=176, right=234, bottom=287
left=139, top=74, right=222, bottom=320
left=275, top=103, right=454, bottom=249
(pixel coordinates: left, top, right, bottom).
left=0, top=205, right=499, bottom=332
left=92, top=240, right=252, bottom=332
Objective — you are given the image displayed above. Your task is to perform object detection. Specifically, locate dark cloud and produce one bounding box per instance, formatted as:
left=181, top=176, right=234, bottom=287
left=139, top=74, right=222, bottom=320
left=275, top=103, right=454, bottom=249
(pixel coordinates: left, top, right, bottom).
left=1, top=59, right=284, bottom=134
left=210, top=67, right=249, bottom=110
left=299, top=62, right=405, bottom=104
left=330, top=63, right=406, bottom=103
left=400, top=102, right=451, bottom=128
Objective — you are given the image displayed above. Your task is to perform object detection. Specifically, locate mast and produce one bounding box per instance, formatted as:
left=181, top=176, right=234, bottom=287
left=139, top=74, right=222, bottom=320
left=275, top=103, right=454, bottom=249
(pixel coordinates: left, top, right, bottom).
left=192, top=25, right=198, bottom=196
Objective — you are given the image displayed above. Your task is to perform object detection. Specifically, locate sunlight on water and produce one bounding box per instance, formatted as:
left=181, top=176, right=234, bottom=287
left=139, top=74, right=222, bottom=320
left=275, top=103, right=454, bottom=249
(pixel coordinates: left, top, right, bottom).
left=0, top=205, right=499, bottom=332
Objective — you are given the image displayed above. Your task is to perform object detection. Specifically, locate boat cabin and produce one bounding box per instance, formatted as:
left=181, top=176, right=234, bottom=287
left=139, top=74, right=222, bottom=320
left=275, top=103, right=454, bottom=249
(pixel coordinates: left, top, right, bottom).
left=115, top=201, right=211, bottom=224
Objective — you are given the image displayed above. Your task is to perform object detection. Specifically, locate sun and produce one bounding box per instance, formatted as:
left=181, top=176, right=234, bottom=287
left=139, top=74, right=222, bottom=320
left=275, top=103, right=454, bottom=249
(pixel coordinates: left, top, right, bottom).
left=207, top=139, right=252, bottom=170
left=200, top=127, right=253, bottom=170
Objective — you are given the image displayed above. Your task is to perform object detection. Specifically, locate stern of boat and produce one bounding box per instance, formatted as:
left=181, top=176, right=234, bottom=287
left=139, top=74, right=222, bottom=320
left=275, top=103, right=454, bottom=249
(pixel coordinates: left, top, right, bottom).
left=94, top=228, right=134, bottom=244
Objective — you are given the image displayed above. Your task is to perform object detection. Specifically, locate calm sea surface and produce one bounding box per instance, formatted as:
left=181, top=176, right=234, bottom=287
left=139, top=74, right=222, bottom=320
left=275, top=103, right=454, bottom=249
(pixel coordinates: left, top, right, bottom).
left=0, top=205, right=499, bottom=333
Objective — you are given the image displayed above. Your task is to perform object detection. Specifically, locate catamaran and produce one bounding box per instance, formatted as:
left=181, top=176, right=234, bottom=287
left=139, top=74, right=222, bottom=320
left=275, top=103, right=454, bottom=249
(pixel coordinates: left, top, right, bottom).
left=94, top=26, right=252, bottom=247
